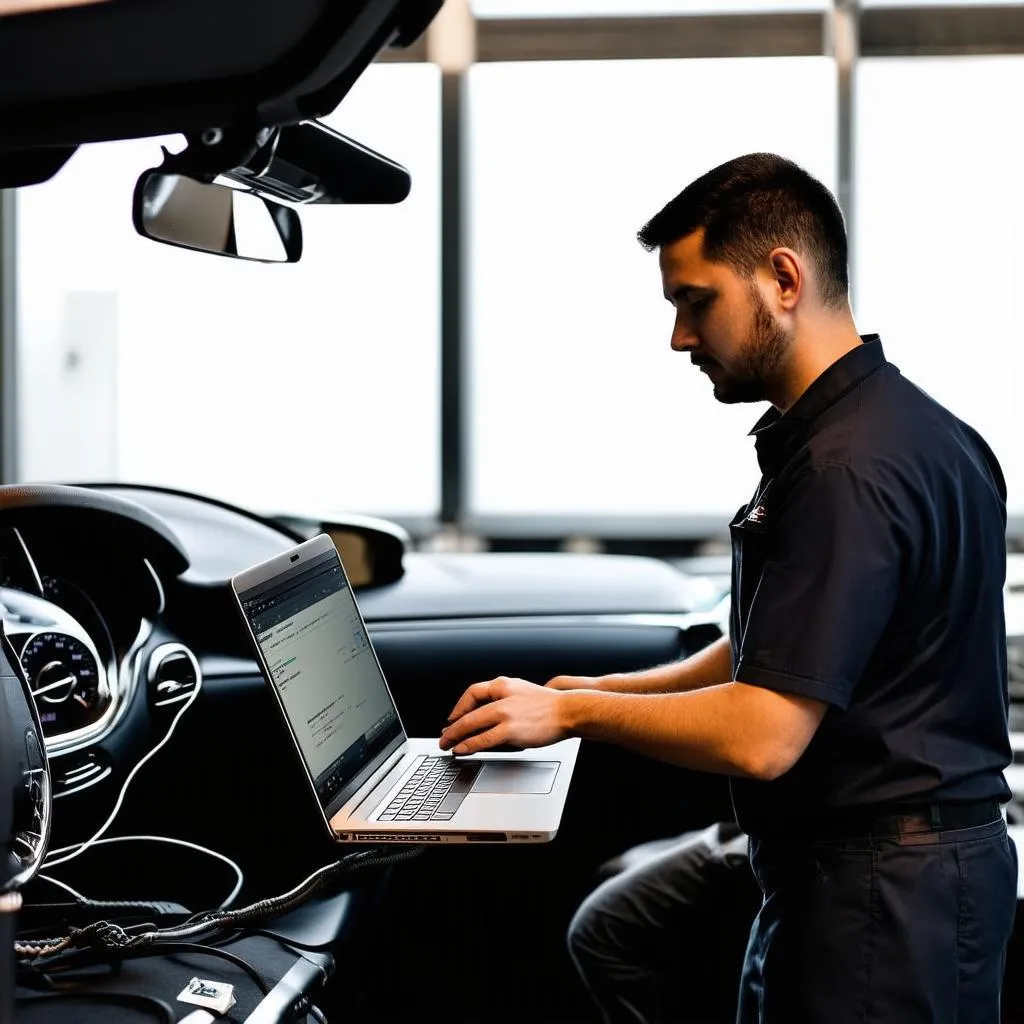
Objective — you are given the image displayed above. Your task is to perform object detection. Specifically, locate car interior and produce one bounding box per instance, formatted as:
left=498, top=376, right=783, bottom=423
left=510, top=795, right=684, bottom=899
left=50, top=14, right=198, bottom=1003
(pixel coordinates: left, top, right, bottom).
left=2, top=1, right=1024, bottom=1023
left=3, top=483, right=739, bottom=1022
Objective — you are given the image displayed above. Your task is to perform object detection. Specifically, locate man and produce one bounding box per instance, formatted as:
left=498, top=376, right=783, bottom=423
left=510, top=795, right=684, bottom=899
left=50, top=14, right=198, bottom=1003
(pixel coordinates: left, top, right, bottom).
left=440, top=153, right=1018, bottom=1023
left=565, top=820, right=759, bottom=1024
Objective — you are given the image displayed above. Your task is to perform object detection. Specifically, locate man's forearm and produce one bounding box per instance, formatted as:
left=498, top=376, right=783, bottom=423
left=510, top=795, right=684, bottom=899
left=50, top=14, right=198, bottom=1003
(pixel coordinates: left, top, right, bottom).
left=559, top=681, right=824, bottom=780
left=593, top=634, right=732, bottom=694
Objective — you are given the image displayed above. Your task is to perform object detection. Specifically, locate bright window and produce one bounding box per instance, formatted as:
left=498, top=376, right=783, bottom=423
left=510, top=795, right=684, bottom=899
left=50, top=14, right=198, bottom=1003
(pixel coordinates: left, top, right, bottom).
left=15, top=63, right=441, bottom=519
left=467, top=57, right=837, bottom=522
left=472, top=0, right=829, bottom=16
left=855, top=56, right=1024, bottom=517
left=860, top=1, right=1020, bottom=6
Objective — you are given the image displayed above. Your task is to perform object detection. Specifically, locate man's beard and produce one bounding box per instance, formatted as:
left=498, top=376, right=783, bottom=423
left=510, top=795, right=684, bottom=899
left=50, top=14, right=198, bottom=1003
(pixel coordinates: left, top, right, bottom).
left=710, top=288, right=790, bottom=405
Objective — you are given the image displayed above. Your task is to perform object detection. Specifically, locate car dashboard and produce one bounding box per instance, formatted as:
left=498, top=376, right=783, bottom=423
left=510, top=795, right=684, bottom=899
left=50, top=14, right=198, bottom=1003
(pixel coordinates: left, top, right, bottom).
left=0, top=484, right=730, bottom=866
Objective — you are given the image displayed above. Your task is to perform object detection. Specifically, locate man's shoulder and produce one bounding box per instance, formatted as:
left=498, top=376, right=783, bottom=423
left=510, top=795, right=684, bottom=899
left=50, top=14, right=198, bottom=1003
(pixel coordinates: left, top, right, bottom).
left=864, top=361, right=982, bottom=436
left=814, top=365, right=970, bottom=460
left=800, top=367, right=1005, bottom=505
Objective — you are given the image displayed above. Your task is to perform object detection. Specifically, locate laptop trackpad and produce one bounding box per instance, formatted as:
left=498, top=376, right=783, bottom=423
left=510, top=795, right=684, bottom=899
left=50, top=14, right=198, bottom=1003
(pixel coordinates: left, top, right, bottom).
left=473, top=762, right=558, bottom=795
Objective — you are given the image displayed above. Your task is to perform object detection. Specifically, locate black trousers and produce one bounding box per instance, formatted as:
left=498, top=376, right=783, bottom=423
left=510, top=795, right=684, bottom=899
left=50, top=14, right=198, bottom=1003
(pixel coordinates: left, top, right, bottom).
left=738, top=816, right=1017, bottom=1024
left=567, top=822, right=758, bottom=1024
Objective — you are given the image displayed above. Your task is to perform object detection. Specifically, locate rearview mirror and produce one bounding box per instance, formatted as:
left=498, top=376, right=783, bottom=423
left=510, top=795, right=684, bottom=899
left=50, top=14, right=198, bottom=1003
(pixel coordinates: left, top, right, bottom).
left=130, top=119, right=411, bottom=262
left=132, top=172, right=302, bottom=263
left=271, top=512, right=408, bottom=590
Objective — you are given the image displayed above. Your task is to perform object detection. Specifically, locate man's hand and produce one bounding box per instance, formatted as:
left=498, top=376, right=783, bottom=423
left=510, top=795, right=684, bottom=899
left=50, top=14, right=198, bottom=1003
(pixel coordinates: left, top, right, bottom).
left=439, top=676, right=570, bottom=755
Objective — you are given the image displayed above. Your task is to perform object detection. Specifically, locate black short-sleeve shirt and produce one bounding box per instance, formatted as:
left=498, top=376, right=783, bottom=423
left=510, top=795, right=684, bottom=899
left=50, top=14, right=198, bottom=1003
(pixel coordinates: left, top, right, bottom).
left=728, top=336, right=1011, bottom=836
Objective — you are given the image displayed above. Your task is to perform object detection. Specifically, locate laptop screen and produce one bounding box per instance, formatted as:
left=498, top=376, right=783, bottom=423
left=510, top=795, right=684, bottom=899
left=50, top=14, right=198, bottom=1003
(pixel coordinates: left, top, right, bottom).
left=236, top=546, right=404, bottom=812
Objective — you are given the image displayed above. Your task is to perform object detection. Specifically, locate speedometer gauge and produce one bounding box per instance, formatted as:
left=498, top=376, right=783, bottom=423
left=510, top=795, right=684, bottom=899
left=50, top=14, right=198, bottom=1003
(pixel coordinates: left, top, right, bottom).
left=21, top=632, right=105, bottom=735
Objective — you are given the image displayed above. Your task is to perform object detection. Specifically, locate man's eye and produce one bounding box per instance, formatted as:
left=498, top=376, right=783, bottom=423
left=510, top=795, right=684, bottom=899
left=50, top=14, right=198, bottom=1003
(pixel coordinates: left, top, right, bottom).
left=690, top=296, right=711, bottom=314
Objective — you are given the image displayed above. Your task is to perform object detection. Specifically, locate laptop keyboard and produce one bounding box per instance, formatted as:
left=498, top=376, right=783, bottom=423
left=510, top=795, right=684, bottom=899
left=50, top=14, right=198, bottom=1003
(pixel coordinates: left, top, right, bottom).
left=377, top=756, right=482, bottom=822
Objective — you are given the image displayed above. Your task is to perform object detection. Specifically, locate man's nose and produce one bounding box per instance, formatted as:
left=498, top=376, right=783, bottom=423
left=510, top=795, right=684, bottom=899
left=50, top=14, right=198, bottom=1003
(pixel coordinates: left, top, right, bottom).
left=671, top=323, right=699, bottom=352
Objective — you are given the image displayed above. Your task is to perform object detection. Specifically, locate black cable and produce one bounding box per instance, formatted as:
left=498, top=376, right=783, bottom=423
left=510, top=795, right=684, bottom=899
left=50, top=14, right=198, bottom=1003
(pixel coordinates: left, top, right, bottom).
left=251, top=928, right=334, bottom=951
left=12, top=848, right=421, bottom=1024
left=201, top=927, right=246, bottom=948
left=168, top=845, right=421, bottom=942
left=26, top=939, right=271, bottom=997
left=122, top=940, right=271, bottom=996
left=17, top=847, right=423, bottom=982
left=15, top=990, right=176, bottom=1023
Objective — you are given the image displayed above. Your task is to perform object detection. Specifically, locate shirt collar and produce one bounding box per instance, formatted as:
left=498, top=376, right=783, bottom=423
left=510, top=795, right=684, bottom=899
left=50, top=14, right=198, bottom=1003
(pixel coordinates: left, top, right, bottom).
left=749, top=335, right=886, bottom=475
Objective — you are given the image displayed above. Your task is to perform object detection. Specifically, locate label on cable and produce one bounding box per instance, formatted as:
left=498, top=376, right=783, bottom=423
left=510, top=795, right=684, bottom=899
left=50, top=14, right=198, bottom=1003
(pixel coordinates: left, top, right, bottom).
left=177, top=977, right=237, bottom=1015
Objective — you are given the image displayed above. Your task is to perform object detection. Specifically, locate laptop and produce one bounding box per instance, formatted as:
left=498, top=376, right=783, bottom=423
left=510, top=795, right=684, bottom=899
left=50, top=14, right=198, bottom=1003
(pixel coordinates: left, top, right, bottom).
left=230, top=534, right=579, bottom=844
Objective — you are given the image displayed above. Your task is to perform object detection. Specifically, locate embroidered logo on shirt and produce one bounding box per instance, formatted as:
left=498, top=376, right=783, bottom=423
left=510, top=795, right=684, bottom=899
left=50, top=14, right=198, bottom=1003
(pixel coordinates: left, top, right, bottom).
left=745, top=504, right=768, bottom=525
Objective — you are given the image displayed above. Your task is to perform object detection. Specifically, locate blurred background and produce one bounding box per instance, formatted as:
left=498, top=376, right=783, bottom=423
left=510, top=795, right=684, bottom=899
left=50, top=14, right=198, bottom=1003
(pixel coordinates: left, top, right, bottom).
left=6, top=0, right=1024, bottom=560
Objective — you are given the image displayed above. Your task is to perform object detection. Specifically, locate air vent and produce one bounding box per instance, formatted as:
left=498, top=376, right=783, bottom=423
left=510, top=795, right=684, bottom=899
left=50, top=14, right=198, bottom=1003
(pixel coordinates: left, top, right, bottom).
left=147, top=643, right=201, bottom=708
left=52, top=749, right=111, bottom=798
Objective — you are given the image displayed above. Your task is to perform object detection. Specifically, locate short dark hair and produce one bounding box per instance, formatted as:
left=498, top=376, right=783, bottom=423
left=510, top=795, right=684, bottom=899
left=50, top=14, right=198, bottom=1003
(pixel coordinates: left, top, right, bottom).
left=637, top=153, right=849, bottom=308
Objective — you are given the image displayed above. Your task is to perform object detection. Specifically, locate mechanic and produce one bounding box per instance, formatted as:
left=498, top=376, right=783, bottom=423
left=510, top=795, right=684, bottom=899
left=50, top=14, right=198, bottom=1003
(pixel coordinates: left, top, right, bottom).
left=563, top=820, right=759, bottom=1024
left=439, top=152, right=1018, bottom=1023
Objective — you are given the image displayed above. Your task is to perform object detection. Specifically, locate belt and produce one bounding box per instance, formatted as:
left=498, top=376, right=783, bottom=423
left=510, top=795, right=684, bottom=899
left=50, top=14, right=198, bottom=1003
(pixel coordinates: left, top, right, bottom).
left=778, top=799, right=1002, bottom=842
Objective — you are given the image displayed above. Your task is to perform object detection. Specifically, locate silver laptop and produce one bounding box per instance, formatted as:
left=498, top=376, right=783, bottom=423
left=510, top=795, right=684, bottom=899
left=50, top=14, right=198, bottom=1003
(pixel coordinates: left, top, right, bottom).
left=230, top=534, right=579, bottom=844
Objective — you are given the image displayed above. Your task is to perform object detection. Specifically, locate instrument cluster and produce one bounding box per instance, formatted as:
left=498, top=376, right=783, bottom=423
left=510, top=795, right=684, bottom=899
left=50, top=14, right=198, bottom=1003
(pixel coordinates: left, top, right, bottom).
left=0, top=526, right=120, bottom=749
left=20, top=629, right=108, bottom=738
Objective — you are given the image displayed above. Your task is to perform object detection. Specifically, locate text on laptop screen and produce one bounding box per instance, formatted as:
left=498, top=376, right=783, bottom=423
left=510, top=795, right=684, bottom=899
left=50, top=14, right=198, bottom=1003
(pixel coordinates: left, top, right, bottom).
left=238, top=550, right=402, bottom=807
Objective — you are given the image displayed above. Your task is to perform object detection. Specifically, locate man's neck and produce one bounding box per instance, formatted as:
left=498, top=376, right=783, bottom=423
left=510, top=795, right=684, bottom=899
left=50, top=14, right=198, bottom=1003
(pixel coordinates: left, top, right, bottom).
left=770, top=314, right=864, bottom=413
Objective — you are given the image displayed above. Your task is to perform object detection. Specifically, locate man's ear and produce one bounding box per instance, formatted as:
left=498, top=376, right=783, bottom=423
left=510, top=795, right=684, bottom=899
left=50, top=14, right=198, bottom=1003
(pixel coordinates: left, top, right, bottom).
left=768, top=247, right=802, bottom=311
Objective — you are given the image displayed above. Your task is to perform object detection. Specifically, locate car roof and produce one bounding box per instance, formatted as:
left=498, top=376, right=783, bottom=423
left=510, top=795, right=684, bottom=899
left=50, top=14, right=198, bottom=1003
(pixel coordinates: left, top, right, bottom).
left=0, top=0, right=441, bottom=186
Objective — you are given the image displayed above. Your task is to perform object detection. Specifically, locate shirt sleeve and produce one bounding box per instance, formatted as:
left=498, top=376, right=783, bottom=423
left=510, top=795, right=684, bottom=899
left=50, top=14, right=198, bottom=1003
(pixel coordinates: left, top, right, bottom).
left=734, top=461, right=910, bottom=709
